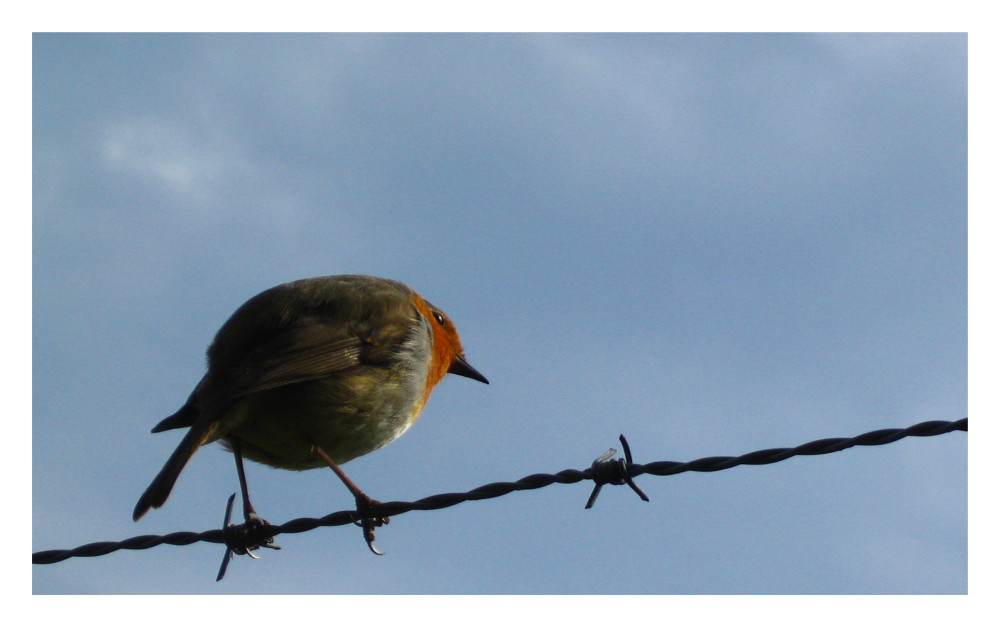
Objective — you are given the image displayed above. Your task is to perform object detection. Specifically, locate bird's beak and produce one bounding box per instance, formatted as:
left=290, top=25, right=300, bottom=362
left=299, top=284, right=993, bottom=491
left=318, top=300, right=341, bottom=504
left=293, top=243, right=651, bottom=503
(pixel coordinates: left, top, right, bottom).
left=448, top=354, right=489, bottom=384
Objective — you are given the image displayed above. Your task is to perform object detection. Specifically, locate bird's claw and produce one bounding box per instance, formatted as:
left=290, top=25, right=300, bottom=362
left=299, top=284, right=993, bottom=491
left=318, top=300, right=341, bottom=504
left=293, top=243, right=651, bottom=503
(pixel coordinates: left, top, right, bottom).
left=352, top=496, right=389, bottom=556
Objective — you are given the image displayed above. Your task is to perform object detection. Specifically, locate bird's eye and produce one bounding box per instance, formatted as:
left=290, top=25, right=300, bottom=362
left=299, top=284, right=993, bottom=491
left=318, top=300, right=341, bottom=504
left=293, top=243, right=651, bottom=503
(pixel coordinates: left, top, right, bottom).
left=432, top=311, right=446, bottom=326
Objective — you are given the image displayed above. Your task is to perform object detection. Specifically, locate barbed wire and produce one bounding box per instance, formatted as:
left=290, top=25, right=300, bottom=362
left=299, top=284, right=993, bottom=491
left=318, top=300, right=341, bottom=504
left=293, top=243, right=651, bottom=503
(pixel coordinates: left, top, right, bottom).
left=33, top=417, right=967, bottom=571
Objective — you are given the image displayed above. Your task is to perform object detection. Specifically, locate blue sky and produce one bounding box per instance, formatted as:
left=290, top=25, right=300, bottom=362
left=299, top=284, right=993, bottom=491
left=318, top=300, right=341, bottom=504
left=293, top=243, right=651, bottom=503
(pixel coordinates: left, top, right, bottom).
left=32, top=33, right=967, bottom=597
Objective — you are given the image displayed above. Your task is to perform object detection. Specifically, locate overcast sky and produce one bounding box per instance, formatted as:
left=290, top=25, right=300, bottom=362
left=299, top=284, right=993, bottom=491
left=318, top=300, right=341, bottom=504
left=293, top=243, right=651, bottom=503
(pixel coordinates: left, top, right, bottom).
left=32, top=33, right=967, bottom=598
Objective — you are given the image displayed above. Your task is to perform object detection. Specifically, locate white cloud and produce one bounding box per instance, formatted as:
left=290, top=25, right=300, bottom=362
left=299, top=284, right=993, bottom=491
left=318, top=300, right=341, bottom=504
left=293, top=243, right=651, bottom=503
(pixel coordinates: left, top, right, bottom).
left=101, top=117, right=245, bottom=197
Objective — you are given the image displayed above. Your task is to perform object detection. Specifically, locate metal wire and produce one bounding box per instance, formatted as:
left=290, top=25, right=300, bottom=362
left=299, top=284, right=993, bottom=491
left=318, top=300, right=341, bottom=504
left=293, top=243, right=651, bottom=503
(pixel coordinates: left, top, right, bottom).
left=32, top=417, right=967, bottom=566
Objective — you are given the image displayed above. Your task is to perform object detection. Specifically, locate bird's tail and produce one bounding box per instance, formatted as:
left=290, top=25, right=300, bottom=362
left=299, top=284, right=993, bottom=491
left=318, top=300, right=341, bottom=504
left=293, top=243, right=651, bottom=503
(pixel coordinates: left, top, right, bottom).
left=132, top=423, right=211, bottom=521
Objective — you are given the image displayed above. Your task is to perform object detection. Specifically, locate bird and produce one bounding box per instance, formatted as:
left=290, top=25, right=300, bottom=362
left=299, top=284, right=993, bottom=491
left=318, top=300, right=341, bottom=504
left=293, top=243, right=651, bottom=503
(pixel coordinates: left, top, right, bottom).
left=131, top=275, right=488, bottom=543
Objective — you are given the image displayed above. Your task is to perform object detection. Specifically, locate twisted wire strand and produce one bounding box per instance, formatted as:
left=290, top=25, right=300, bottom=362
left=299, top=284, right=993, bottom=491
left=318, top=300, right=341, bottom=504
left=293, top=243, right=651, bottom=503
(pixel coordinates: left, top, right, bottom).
left=32, top=417, right=967, bottom=565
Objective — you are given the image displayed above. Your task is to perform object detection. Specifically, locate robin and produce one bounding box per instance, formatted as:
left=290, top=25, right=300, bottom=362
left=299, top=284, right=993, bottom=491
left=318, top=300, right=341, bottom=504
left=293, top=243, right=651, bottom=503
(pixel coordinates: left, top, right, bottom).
left=132, top=275, right=487, bottom=551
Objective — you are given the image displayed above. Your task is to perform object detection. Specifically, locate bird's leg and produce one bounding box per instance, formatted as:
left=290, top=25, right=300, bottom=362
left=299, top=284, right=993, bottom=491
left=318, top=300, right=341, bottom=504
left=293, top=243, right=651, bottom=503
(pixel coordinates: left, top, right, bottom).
left=311, top=443, right=389, bottom=555
left=310, top=444, right=374, bottom=504
left=216, top=440, right=280, bottom=580
left=232, top=440, right=257, bottom=521
left=229, top=439, right=278, bottom=548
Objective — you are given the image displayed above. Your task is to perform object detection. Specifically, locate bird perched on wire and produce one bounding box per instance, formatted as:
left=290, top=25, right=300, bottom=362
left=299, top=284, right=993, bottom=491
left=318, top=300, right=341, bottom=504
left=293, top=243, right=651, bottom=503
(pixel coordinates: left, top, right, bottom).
left=132, top=275, right=488, bottom=552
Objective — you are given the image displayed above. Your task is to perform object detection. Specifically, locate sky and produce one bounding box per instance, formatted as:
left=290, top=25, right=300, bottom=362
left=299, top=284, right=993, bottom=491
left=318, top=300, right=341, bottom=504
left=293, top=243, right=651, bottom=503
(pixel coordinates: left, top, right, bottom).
left=32, top=33, right=968, bottom=601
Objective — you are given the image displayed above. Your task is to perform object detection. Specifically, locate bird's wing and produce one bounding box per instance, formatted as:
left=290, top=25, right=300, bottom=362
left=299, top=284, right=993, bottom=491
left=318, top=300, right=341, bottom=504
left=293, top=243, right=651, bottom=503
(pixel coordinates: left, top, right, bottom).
left=219, top=319, right=416, bottom=401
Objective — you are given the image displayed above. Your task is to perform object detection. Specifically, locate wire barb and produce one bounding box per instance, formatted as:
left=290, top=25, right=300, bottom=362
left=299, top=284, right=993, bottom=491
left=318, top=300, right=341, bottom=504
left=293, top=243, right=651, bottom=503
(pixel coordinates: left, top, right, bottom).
left=585, top=434, right=651, bottom=509
left=32, top=417, right=968, bottom=572
left=216, top=493, right=281, bottom=581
